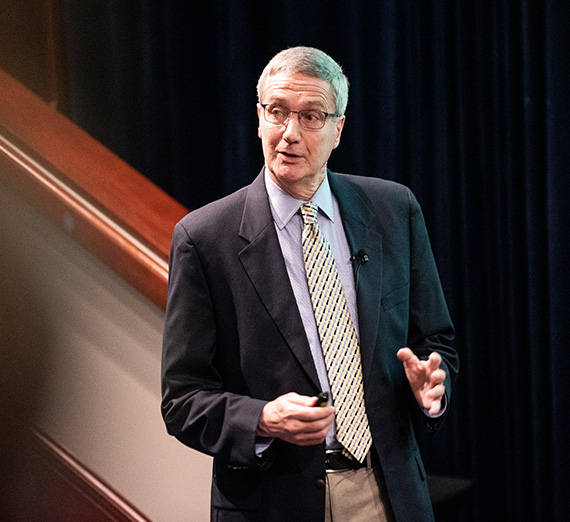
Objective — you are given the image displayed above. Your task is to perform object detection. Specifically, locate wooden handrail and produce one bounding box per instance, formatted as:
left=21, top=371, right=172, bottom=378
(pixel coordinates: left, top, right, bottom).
left=28, top=430, right=153, bottom=522
left=0, top=68, right=188, bottom=310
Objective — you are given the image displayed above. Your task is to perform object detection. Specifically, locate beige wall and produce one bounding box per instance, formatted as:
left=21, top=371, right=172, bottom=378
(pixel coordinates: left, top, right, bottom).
left=1, top=185, right=212, bottom=522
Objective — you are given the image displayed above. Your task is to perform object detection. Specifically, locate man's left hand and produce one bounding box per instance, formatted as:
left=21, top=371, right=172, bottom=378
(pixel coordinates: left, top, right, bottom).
left=397, top=348, right=446, bottom=415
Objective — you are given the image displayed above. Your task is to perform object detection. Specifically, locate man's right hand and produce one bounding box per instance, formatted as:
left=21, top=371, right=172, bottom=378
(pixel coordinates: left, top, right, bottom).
left=256, top=392, right=335, bottom=446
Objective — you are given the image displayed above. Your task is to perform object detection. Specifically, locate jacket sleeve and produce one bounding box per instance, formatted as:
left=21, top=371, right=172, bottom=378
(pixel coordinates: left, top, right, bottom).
left=406, top=188, right=459, bottom=428
left=160, top=221, right=267, bottom=467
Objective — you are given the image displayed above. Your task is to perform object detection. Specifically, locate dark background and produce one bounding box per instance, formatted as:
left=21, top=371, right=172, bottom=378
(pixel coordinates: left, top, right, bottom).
left=4, top=1, right=570, bottom=521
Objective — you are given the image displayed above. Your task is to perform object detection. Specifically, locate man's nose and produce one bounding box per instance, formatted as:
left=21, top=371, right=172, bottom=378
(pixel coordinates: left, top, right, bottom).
left=282, top=113, right=302, bottom=141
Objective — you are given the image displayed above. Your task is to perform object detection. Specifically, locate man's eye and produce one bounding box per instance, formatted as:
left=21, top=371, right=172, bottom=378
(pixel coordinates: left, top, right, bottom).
left=269, top=106, right=287, bottom=117
left=302, top=111, right=323, bottom=122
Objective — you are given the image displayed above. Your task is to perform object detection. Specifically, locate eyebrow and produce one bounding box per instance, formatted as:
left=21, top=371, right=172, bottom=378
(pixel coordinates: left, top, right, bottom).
left=266, top=96, right=327, bottom=110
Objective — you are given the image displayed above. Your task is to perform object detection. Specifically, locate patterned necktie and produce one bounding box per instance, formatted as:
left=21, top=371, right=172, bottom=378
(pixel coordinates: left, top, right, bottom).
left=301, top=202, right=372, bottom=463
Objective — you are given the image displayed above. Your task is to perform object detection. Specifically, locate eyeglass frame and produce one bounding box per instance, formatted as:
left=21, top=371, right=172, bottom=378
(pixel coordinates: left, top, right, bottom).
left=259, top=103, right=342, bottom=131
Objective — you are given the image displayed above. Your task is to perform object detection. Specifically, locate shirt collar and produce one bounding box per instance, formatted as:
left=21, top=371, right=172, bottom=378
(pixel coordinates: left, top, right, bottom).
left=264, top=168, right=335, bottom=230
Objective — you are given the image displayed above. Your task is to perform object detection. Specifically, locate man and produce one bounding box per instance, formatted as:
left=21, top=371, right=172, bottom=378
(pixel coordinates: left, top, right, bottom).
left=161, top=46, right=458, bottom=521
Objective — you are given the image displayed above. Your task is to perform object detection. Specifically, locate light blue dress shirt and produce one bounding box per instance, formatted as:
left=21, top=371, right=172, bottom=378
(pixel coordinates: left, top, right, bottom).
left=264, top=170, right=359, bottom=449
left=256, top=169, right=444, bottom=456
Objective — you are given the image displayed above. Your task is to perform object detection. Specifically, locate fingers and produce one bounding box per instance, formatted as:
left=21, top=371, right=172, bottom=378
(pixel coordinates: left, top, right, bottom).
left=257, top=392, right=335, bottom=446
left=427, top=351, right=442, bottom=372
left=428, top=398, right=442, bottom=416
left=397, top=348, right=424, bottom=378
left=423, top=368, right=446, bottom=414
left=424, top=382, right=445, bottom=402
left=398, top=349, right=445, bottom=381
left=396, top=347, right=415, bottom=363
left=430, top=368, right=446, bottom=386
left=427, top=353, right=446, bottom=387
left=397, top=349, right=447, bottom=414
left=280, top=391, right=320, bottom=408
left=424, top=383, right=446, bottom=415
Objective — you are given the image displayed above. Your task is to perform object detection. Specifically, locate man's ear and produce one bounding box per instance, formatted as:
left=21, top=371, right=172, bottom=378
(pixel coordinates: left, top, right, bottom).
left=332, top=115, right=346, bottom=149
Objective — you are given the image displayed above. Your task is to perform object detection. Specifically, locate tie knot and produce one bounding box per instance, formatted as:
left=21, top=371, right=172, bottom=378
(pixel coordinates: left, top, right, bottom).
left=301, top=202, right=318, bottom=226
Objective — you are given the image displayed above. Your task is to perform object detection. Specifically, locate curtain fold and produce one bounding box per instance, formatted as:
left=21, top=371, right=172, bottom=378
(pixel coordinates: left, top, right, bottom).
left=60, top=2, right=569, bottom=521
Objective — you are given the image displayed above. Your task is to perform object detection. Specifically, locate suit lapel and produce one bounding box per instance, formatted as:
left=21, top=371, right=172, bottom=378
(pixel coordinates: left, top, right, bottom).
left=329, top=173, right=384, bottom=386
left=238, top=172, right=321, bottom=389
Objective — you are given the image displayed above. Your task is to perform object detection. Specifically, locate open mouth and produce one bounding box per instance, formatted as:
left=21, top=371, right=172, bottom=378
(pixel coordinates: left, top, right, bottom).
left=279, top=151, right=300, bottom=159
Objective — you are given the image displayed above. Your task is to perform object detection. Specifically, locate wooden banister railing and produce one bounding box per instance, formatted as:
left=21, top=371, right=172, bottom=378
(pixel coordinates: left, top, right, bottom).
left=0, top=67, right=188, bottom=310
left=24, top=431, right=154, bottom=522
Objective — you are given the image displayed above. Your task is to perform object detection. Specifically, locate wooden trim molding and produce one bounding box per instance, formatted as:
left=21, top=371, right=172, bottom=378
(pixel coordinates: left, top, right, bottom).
left=26, top=430, right=153, bottom=522
left=0, top=67, right=188, bottom=310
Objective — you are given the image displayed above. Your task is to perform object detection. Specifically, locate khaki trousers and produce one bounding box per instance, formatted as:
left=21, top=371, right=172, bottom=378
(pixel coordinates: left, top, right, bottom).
left=324, top=455, right=394, bottom=522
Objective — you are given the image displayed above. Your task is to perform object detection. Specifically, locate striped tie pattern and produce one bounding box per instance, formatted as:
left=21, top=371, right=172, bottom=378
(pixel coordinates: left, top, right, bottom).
left=301, top=202, right=372, bottom=463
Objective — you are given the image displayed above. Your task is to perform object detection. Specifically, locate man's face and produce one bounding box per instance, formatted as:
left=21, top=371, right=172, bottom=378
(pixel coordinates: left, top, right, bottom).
left=257, top=72, right=345, bottom=200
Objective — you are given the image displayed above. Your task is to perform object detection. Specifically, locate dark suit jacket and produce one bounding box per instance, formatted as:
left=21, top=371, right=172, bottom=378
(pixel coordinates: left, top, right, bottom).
left=161, top=169, right=458, bottom=522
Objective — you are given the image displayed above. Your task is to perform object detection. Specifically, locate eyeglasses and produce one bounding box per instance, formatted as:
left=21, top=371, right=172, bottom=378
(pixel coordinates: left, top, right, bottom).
left=260, top=103, right=341, bottom=130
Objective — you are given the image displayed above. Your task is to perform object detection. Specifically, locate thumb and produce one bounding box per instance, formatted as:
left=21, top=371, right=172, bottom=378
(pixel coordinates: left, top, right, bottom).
left=397, top=347, right=414, bottom=362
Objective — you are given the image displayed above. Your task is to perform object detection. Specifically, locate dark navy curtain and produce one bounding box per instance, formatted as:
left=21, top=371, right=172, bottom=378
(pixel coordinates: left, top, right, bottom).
left=60, top=2, right=570, bottom=521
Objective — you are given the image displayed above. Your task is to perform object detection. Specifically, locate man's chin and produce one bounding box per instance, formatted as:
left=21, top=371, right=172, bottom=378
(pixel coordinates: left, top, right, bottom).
left=273, top=169, right=311, bottom=189
left=266, top=165, right=325, bottom=200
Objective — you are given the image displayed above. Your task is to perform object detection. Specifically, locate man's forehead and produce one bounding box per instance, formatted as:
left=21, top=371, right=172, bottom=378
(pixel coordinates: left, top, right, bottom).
left=263, top=72, right=334, bottom=106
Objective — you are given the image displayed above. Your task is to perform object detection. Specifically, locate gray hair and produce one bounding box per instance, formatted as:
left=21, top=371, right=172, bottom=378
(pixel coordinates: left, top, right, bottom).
left=256, top=46, right=349, bottom=116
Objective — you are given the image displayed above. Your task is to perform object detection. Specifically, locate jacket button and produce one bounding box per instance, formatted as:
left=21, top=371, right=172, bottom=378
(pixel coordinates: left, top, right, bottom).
left=315, top=478, right=326, bottom=488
